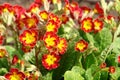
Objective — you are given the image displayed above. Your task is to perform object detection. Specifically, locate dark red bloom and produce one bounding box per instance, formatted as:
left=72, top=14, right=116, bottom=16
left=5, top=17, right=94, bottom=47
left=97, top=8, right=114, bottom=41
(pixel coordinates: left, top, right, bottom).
left=109, top=66, right=115, bottom=73
left=42, top=53, right=60, bottom=70
left=4, top=68, right=25, bottom=80
left=12, top=55, right=19, bottom=65
left=100, top=62, right=106, bottom=69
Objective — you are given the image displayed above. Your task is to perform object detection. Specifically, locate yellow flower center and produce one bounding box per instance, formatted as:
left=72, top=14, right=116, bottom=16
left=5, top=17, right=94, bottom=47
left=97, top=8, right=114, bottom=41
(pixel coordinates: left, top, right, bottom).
left=77, top=42, right=86, bottom=50
left=10, top=73, right=21, bottom=80
left=31, top=7, right=39, bottom=13
left=40, top=12, right=48, bottom=20
left=0, top=49, right=6, bottom=58
left=45, top=35, right=56, bottom=47
left=94, top=22, right=101, bottom=30
left=27, top=18, right=36, bottom=27
left=57, top=40, right=64, bottom=50
left=22, top=33, right=35, bottom=44
left=45, top=54, right=57, bottom=66
left=46, top=23, right=55, bottom=32
left=83, top=20, right=92, bottom=30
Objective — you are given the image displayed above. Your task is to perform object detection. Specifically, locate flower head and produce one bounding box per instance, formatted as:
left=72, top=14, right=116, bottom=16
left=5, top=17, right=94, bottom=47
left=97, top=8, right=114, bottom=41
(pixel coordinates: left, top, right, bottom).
left=94, top=2, right=103, bottom=15
left=0, top=35, right=4, bottom=45
left=109, top=66, right=115, bottom=73
left=42, top=53, right=60, bottom=70
left=100, top=62, right=106, bottom=69
left=12, top=55, right=19, bottom=65
left=28, top=2, right=40, bottom=14
left=75, top=39, right=88, bottom=52
left=4, top=68, right=25, bottom=80
left=49, top=13, right=61, bottom=27
left=39, top=10, right=49, bottom=20
left=21, top=45, right=34, bottom=53
left=57, top=38, right=67, bottom=55
left=23, top=15, right=39, bottom=29
left=19, top=29, right=38, bottom=47
left=60, top=14, right=69, bottom=24
left=0, top=49, right=7, bottom=58
left=81, top=17, right=94, bottom=32
left=93, top=19, right=103, bottom=32
left=46, top=20, right=58, bottom=33
left=43, top=32, right=59, bottom=49
left=81, top=6, right=91, bottom=14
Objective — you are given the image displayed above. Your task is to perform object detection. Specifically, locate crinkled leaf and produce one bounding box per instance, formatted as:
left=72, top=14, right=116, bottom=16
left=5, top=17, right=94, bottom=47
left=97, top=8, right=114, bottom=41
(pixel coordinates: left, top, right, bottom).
left=64, top=71, right=84, bottom=80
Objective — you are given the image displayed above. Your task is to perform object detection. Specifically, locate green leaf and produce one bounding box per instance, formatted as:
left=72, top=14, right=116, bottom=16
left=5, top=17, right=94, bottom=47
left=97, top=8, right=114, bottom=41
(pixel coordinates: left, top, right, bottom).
left=115, top=0, right=120, bottom=14
left=0, top=58, right=9, bottom=71
left=85, top=68, right=93, bottom=80
left=0, top=68, right=8, bottom=75
left=43, top=72, right=52, bottom=80
left=64, top=71, right=84, bottom=80
left=71, top=66, right=85, bottom=76
left=94, top=28, right=112, bottom=51
left=83, top=54, right=97, bottom=69
left=106, top=54, right=118, bottom=66
left=100, top=71, right=108, bottom=80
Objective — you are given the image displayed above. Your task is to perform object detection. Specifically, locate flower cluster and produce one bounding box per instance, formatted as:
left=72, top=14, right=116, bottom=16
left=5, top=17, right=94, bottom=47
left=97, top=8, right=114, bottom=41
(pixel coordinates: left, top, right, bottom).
left=0, top=0, right=119, bottom=80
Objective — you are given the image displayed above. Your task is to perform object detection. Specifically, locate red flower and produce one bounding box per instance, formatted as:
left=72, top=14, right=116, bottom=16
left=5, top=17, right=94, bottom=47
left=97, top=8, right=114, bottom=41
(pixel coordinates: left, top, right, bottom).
left=0, top=49, right=7, bottom=58
left=13, top=5, right=26, bottom=18
left=75, top=39, right=88, bottom=52
left=60, top=14, right=69, bottom=24
left=0, top=35, right=4, bottom=45
left=12, top=55, right=19, bottom=65
left=21, top=45, right=34, bottom=53
left=1, top=3, right=13, bottom=13
left=42, top=53, right=60, bottom=70
left=81, top=17, right=94, bottom=32
left=43, top=32, right=59, bottom=49
left=93, top=19, right=103, bottom=32
left=94, top=2, right=103, bottom=15
left=81, top=6, right=91, bottom=14
left=57, top=38, right=67, bottom=55
left=27, top=2, right=40, bottom=14
left=49, top=13, right=61, bottom=27
left=117, top=55, right=120, bottom=63
left=15, top=19, right=25, bottom=30
left=100, top=62, right=106, bottom=69
left=23, top=15, right=39, bottom=29
left=46, top=20, right=58, bottom=33
left=4, top=68, right=25, bottom=80
left=109, top=66, right=115, bottom=73
left=39, top=10, right=49, bottom=20
left=19, top=29, right=38, bottom=47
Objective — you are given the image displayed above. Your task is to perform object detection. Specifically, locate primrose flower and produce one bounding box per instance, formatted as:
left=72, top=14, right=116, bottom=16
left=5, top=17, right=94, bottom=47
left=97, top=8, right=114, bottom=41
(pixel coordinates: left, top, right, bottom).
left=15, top=19, right=25, bottom=30
left=4, top=68, right=25, bottom=80
left=93, top=19, right=103, bottom=32
left=0, top=35, right=4, bottom=45
left=27, top=2, right=40, bottom=14
left=109, top=66, right=115, bottom=73
left=57, top=38, right=67, bottom=55
left=12, top=55, right=19, bottom=65
left=23, top=15, right=39, bottom=29
left=81, top=6, right=91, bottom=14
left=81, top=17, right=94, bottom=32
left=94, top=2, right=103, bottom=15
left=100, top=62, right=106, bottom=69
left=43, top=32, right=59, bottom=49
left=0, top=49, right=7, bottom=58
left=19, top=29, right=38, bottom=47
left=42, top=53, right=60, bottom=70
left=0, top=3, right=13, bottom=13
left=21, top=45, right=34, bottom=53
left=49, top=13, right=61, bottom=26
left=39, top=10, right=49, bottom=20
left=46, top=20, right=58, bottom=32
left=60, top=14, right=69, bottom=24
left=75, top=39, right=88, bottom=52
